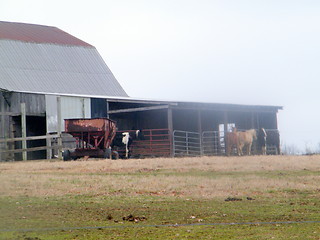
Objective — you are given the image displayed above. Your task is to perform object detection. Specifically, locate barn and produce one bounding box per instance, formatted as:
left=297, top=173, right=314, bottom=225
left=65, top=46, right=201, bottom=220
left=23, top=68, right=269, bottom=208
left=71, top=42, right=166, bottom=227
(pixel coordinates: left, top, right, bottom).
left=0, top=21, right=282, bottom=161
left=107, top=98, right=282, bottom=157
left=0, top=21, right=127, bottom=160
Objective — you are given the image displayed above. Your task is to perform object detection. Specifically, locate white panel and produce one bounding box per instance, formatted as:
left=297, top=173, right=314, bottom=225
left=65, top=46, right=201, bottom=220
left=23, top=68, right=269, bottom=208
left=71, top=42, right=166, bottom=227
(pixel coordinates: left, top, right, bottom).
left=84, top=98, right=91, bottom=118
left=46, top=95, right=58, bottom=133
left=60, top=96, right=91, bottom=131
left=46, top=95, right=91, bottom=133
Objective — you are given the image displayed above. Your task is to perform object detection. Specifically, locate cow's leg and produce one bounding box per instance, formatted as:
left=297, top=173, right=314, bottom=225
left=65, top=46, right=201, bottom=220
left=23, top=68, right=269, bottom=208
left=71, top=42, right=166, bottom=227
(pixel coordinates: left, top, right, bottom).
left=236, top=144, right=241, bottom=156
left=125, top=143, right=128, bottom=158
left=262, top=145, right=267, bottom=155
left=237, top=143, right=243, bottom=156
left=248, top=143, right=252, bottom=155
left=226, top=144, right=231, bottom=156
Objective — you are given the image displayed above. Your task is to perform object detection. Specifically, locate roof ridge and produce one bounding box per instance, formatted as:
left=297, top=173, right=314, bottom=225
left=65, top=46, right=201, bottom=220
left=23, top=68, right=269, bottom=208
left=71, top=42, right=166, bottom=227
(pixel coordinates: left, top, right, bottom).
left=0, top=21, right=93, bottom=47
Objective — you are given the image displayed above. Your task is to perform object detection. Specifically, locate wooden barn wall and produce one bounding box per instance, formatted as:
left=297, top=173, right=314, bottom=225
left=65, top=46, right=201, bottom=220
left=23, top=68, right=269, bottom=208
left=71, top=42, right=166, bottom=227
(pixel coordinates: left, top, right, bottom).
left=109, top=113, right=136, bottom=130
left=200, top=111, right=225, bottom=131
left=257, top=112, right=278, bottom=129
left=10, top=92, right=45, bottom=115
left=0, top=93, right=11, bottom=148
left=172, top=109, right=199, bottom=132
left=1, top=92, right=46, bottom=160
left=227, top=111, right=255, bottom=130
left=110, top=109, right=167, bottom=130
left=138, top=110, right=167, bottom=129
left=109, top=108, right=279, bottom=133
left=1, top=92, right=45, bottom=141
left=91, top=98, right=108, bottom=118
left=1, top=93, right=14, bottom=160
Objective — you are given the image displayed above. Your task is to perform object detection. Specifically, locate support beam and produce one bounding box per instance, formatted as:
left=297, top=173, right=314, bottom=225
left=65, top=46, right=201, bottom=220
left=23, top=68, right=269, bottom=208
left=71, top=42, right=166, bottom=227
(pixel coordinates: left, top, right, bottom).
left=0, top=112, right=19, bottom=116
left=57, top=97, right=62, bottom=160
left=21, top=103, right=27, bottom=161
left=46, top=133, right=52, bottom=160
left=167, top=107, right=173, bottom=157
left=197, top=110, right=203, bottom=155
left=106, top=100, right=110, bottom=118
left=108, top=105, right=169, bottom=114
left=0, top=100, right=5, bottom=161
left=223, top=111, right=228, bottom=155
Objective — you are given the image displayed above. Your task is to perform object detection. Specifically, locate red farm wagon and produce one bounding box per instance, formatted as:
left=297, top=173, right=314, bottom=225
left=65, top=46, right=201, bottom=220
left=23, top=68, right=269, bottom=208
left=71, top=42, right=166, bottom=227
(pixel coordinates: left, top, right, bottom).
left=63, top=118, right=116, bottom=160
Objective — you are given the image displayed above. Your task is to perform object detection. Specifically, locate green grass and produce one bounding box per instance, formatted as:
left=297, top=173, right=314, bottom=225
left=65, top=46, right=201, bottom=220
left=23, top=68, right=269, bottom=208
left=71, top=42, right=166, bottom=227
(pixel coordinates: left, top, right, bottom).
left=1, top=191, right=320, bottom=240
left=1, top=156, right=320, bottom=239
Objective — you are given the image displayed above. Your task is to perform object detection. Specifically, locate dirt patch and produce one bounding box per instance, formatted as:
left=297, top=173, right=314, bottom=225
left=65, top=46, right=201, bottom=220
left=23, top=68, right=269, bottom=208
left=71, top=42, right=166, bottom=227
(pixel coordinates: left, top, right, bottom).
left=122, top=214, right=147, bottom=222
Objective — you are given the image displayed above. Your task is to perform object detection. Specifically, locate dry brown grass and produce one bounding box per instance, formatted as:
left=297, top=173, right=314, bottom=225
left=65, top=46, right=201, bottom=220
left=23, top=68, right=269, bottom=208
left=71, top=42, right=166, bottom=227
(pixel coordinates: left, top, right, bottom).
left=1, top=155, right=320, bottom=199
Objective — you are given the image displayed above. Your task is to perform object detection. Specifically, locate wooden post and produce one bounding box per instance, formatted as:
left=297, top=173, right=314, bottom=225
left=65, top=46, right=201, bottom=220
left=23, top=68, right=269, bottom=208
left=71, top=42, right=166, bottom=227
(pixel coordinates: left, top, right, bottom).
left=9, top=116, right=14, bottom=160
left=0, top=99, right=4, bottom=161
left=57, top=97, right=63, bottom=160
left=223, top=111, right=228, bottom=155
left=21, top=103, right=27, bottom=161
left=106, top=100, right=110, bottom=118
left=273, top=112, right=281, bottom=154
left=167, top=107, right=174, bottom=157
left=46, top=133, right=52, bottom=160
left=197, top=110, right=203, bottom=155
left=81, top=98, right=85, bottom=118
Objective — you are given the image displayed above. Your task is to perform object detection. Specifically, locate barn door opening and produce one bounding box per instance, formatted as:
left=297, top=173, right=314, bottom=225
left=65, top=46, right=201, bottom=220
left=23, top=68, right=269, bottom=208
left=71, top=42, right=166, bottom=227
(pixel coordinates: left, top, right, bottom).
left=12, top=116, right=46, bottom=160
left=219, top=123, right=235, bottom=154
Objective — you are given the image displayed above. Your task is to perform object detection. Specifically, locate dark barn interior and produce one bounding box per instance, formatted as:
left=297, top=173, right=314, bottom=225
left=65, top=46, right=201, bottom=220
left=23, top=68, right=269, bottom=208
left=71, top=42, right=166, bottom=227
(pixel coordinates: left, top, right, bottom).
left=108, top=99, right=280, bottom=132
left=107, top=98, right=282, bottom=157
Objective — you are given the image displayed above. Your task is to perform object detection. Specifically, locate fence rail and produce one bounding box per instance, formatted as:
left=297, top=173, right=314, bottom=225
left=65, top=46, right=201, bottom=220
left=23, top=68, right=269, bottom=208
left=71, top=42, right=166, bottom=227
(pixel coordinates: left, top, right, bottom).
left=116, top=129, right=171, bottom=158
left=202, top=131, right=225, bottom=156
left=0, top=128, right=280, bottom=161
left=0, top=134, right=62, bottom=161
left=173, top=129, right=280, bottom=157
left=173, top=130, right=201, bottom=157
left=0, top=134, right=59, bottom=143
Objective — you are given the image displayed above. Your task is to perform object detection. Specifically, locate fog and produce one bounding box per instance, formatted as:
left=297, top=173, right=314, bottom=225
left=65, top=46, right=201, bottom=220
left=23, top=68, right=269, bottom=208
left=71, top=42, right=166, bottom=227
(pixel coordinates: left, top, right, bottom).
left=2, top=0, right=320, bottom=153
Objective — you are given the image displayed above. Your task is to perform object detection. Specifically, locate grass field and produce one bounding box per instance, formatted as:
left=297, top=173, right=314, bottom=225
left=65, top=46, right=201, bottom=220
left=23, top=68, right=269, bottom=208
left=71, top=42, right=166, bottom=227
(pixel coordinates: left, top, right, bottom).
left=1, top=155, right=320, bottom=239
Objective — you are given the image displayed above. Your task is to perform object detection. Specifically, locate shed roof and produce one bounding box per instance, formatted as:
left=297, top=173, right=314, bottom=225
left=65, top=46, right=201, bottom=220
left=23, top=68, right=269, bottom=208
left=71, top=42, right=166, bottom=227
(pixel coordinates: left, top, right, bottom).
left=106, top=97, right=283, bottom=113
left=0, top=21, right=128, bottom=97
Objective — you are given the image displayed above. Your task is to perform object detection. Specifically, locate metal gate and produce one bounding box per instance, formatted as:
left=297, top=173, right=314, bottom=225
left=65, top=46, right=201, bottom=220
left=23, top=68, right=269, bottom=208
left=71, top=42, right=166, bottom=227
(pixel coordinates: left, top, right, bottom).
left=173, top=130, right=201, bottom=156
left=131, top=129, right=171, bottom=158
left=201, top=131, right=225, bottom=155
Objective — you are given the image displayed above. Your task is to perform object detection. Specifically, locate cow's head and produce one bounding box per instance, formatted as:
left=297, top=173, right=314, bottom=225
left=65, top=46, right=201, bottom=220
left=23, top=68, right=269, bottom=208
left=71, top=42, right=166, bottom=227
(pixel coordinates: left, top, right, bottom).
left=260, top=128, right=267, bottom=138
left=135, top=130, right=145, bottom=140
left=122, top=132, right=130, bottom=145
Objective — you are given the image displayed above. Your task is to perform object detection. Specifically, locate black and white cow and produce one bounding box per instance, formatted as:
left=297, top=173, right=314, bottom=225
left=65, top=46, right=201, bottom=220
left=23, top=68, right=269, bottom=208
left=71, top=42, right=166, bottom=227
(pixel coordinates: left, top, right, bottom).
left=257, top=128, right=267, bottom=155
left=266, top=129, right=281, bottom=155
left=110, top=130, right=144, bottom=159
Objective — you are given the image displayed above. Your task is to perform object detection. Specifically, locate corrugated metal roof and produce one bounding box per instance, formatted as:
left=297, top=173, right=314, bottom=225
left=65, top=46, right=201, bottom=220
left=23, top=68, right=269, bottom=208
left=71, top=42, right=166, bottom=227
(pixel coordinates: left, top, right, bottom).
left=0, top=39, right=128, bottom=97
left=0, top=21, right=92, bottom=47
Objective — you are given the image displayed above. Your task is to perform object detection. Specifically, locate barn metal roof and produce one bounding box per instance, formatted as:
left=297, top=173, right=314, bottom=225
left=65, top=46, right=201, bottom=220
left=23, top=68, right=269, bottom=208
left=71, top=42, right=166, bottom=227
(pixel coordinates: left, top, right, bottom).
left=106, top=97, right=283, bottom=113
left=0, top=21, right=92, bottom=47
left=0, top=22, right=128, bottom=97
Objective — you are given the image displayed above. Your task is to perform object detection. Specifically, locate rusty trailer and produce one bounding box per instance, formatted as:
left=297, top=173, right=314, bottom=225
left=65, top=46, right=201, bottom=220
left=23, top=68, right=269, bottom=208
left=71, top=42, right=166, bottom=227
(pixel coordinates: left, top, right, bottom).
left=63, top=118, right=116, bottom=160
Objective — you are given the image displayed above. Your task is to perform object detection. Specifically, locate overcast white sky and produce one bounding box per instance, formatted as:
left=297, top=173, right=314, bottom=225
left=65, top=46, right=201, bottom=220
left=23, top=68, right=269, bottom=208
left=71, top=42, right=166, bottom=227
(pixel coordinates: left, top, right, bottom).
left=2, top=0, right=320, bottom=153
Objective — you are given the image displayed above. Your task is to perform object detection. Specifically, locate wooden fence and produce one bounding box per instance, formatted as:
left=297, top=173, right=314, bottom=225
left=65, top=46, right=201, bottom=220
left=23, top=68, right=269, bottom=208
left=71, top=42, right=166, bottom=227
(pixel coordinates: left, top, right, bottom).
left=0, top=101, right=63, bottom=161
left=0, top=134, right=63, bottom=161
